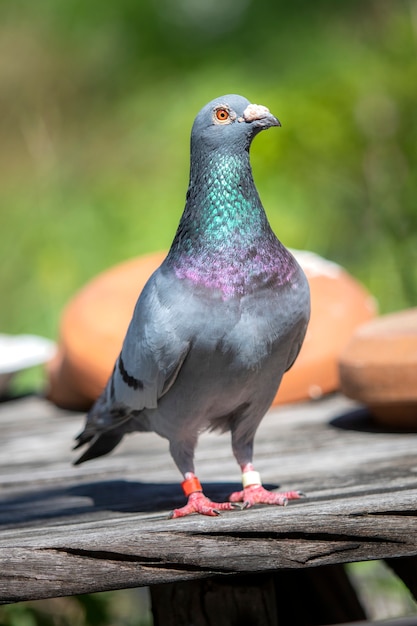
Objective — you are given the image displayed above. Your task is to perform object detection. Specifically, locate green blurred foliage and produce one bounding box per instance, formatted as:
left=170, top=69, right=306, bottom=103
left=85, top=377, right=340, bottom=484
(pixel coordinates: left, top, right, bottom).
left=0, top=0, right=416, bottom=340
left=347, top=561, right=417, bottom=620
left=0, top=590, right=152, bottom=626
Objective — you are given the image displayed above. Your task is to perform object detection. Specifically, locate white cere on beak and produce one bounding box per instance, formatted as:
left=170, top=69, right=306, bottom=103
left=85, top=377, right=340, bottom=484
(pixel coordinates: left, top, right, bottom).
left=243, top=104, right=272, bottom=122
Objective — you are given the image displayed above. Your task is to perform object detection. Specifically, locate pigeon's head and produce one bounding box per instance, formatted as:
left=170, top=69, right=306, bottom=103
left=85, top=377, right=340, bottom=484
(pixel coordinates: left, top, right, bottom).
left=191, top=94, right=281, bottom=154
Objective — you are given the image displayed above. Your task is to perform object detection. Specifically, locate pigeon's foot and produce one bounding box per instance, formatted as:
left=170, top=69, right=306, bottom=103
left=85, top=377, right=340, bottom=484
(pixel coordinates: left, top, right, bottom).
left=169, top=492, right=238, bottom=518
left=229, top=484, right=304, bottom=508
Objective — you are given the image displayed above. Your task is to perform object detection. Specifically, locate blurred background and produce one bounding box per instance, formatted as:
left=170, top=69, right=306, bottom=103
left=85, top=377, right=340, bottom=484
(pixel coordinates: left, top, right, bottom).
left=1, top=0, right=416, bottom=344
left=1, top=1, right=417, bottom=623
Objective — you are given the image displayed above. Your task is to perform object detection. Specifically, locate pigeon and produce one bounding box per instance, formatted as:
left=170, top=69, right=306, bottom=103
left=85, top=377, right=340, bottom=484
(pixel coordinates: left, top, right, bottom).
left=74, top=94, right=311, bottom=518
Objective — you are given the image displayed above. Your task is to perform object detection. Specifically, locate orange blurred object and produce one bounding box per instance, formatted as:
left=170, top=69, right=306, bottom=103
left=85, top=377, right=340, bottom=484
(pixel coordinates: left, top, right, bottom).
left=339, top=308, right=417, bottom=428
left=47, top=251, right=376, bottom=410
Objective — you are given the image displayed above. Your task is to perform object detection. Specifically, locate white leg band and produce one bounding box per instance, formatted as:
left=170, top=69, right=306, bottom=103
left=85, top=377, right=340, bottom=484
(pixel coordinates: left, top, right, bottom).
left=242, top=470, right=262, bottom=488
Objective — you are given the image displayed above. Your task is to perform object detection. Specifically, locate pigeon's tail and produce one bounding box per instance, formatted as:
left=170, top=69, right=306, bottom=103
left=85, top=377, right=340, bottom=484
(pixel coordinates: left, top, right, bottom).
left=73, top=431, right=123, bottom=465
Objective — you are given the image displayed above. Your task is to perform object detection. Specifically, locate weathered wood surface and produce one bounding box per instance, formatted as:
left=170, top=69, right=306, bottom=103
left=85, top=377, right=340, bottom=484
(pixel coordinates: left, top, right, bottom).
left=0, top=393, right=416, bottom=604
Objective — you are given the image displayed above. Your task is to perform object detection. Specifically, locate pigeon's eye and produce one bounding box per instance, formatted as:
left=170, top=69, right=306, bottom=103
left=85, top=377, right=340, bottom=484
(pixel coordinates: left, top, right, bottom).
left=214, top=107, right=231, bottom=124
left=216, top=109, right=229, bottom=121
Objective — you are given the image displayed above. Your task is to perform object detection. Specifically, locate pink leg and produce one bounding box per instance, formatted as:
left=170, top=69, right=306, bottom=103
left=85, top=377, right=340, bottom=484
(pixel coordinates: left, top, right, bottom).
left=229, top=485, right=303, bottom=507
left=229, top=464, right=305, bottom=509
left=170, top=491, right=238, bottom=518
left=169, top=473, right=239, bottom=519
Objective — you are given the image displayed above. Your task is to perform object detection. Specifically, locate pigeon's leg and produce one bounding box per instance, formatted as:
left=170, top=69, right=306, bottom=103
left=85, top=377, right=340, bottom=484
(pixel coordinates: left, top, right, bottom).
left=168, top=440, right=237, bottom=518
left=229, top=437, right=304, bottom=508
left=169, top=472, right=238, bottom=518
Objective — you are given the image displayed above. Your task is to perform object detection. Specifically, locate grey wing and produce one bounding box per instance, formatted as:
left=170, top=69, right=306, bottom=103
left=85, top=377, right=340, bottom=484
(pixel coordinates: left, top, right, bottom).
left=113, top=272, right=191, bottom=411
left=73, top=270, right=190, bottom=462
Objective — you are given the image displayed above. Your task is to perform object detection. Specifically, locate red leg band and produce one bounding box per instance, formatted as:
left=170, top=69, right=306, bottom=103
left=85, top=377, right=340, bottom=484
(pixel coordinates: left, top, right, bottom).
left=181, top=476, right=203, bottom=497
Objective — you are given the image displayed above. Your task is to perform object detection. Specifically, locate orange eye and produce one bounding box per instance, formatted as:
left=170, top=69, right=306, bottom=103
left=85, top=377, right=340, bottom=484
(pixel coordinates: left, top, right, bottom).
left=215, top=108, right=229, bottom=122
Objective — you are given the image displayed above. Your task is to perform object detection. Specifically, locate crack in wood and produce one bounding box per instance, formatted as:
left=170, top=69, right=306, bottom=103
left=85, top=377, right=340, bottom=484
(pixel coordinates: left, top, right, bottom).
left=39, top=543, right=367, bottom=575
left=354, top=510, right=417, bottom=518
left=43, top=547, right=231, bottom=575
left=188, top=530, right=406, bottom=545
left=49, top=547, right=161, bottom=564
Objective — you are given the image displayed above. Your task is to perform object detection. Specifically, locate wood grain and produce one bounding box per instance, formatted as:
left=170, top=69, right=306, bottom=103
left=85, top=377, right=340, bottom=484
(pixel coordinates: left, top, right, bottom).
left=0, top=394, right=416, bottom=603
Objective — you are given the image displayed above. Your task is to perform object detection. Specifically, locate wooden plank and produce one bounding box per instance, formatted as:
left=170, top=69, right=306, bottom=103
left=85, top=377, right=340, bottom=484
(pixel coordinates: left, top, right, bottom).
left=1, top=490, right=416, bottom=602
left=0, top=394, right=416, bottom=603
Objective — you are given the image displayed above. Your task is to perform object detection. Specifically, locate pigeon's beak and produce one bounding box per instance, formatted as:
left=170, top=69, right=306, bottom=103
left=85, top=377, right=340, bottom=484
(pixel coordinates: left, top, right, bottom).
left=242, top=103, right=281, bottom=129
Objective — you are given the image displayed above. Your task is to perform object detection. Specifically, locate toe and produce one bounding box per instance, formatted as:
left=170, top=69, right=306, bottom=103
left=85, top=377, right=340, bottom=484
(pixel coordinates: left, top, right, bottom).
left=229, top=489, right=245, bottom=503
